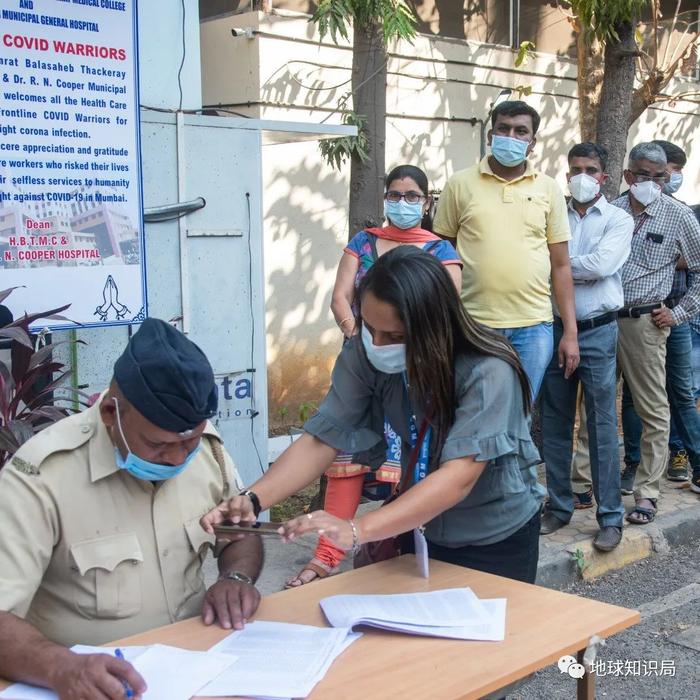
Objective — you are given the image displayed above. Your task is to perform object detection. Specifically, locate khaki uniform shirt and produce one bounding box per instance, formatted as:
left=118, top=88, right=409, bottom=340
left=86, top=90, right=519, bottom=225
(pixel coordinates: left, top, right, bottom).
left=0, top=401, right=241, bottom=646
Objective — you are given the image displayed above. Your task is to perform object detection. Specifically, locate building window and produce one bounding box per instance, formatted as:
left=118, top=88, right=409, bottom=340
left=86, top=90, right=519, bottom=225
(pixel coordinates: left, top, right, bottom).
left=518, top=0, right=576, bottom=57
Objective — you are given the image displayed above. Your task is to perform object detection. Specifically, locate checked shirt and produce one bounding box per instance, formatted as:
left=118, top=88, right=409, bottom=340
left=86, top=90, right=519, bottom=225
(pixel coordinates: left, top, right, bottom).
left=613, top=193, right=700, bottom=324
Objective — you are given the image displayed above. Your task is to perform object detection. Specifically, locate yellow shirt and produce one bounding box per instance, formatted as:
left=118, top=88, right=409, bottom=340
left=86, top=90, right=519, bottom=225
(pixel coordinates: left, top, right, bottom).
left=0, top=401, right=241, bottom=646
left=433, top=157, right=570, bottom=327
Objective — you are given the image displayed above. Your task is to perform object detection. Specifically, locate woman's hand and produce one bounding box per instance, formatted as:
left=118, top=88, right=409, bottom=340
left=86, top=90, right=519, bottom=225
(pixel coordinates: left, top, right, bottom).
left=200, top=495, right=257, bottom=534
left=280, top=510, right=355, bottom=550
left=339, top=318, right=357, bottom=339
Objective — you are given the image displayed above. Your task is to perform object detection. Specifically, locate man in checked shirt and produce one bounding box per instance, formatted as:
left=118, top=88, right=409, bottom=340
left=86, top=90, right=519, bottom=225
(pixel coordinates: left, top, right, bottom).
left=614, top=142, right=700, bottom=524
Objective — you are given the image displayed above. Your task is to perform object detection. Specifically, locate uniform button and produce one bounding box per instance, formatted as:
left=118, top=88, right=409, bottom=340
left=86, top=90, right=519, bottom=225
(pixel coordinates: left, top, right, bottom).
left=162, top=549, right=169, bottom=557
left=81, top=425, right=91, bottom=433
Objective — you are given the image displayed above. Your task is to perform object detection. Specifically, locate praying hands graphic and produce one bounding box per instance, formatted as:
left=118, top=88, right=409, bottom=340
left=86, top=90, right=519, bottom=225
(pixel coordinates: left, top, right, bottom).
left=94, top=275, right=131, bottom=321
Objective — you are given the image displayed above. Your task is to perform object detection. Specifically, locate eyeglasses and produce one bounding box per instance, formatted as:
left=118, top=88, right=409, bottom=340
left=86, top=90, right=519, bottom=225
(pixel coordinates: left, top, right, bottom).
left=628, top=171, right=668, bottom=185
left=385, top=191, right=426, bottom=204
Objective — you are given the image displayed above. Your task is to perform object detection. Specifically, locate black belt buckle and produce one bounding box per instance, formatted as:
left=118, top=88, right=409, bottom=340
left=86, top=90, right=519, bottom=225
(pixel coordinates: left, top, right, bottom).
left=630, top=307, right=642, bottom=318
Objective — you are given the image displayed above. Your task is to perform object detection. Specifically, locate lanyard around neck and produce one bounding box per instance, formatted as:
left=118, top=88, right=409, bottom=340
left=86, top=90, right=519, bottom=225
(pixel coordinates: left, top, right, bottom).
left=402, top=372, right=432, bottom=485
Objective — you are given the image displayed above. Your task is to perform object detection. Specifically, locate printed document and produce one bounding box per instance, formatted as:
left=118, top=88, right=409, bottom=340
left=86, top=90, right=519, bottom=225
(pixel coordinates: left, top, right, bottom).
left=320, top=588, right=507, bottom=641
left=199, top=620, right=361, bottom=698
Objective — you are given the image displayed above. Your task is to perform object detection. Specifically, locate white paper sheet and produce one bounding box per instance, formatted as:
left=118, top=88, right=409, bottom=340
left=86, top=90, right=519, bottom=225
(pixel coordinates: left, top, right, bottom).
left=0, top=646, right=148, bottom=700
left=320, top=587, right=490, bottom=629
left=199, top=620, right=360, bottom=698
left=353, top=599, right=507, bottom=641
left=132, top=644, right=236, bottom=700
left=0, top=644, right=235, bottom=700
left=0, top=684, right=56, bottom=700
left=413, top=528, right=429, bottom=578
left=319, top=589, right=507, bottom=641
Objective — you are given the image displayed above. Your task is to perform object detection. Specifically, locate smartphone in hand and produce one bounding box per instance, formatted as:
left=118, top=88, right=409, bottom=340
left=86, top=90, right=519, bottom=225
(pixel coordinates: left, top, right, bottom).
left=213, top=520, right=283, bottom=538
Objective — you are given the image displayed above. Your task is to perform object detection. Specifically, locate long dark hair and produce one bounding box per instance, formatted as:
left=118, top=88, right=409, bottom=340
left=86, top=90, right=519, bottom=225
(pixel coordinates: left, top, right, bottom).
left=385, top=164, right=433, bottom=231
left=358, top=246, right=530, bottom=468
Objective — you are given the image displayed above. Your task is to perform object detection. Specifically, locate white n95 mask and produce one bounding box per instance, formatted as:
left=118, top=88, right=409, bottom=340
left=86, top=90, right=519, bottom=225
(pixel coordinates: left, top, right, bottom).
left=630, top=181, right=662, bottom=206
left=568, top=173, right=600, bottom=203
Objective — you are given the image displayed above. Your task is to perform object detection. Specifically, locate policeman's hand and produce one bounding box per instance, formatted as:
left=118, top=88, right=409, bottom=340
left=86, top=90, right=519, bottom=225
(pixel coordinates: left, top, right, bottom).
left=281, top=510, right=355, bottom=550
left=651, top=307, right=675, bottom=329
left=202, top=578, right=261, bottom=630
left=52, top=652, right=146, bottom=700
left=200, top=496, right=257, bottom=534
left=558, top=332, right=580, bottom=379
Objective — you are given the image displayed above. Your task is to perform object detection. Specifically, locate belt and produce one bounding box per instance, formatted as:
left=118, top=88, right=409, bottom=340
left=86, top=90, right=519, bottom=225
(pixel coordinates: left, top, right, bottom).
left=555, top=311, right=617, bottom=332
left=617, top=303, right=663, bottom=319
left=664, top=296, right=682, bottom=309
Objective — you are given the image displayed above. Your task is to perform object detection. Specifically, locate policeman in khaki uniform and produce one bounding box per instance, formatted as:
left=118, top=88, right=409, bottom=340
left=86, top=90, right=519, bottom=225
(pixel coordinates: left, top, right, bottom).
left=0, top=318, right=263, bottom=700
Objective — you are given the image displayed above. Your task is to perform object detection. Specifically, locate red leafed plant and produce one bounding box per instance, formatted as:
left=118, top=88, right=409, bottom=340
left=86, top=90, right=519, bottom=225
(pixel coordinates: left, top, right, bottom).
left=0, top=287, right=88, bottom=468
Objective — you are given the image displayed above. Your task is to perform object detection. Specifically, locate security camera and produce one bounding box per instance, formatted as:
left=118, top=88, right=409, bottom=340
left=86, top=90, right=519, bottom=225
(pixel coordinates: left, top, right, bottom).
left=230, top=27, right=256, bottom=39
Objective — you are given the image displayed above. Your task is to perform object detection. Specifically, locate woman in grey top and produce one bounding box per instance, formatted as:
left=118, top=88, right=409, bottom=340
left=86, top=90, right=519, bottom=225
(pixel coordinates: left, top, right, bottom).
left=203, top=247, right=545, bottom=583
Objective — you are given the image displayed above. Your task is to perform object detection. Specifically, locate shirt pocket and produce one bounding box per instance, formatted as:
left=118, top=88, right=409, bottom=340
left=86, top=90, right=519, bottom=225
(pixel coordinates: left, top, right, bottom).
left=522, top=194, right=548, bottom=233
left=182, top=516, right=215, bottom=597
left=463, top=461, right=527, bottom=508
left=637, top=230, right=674, bottom=270
left=69, top=533, right=143, bottom=619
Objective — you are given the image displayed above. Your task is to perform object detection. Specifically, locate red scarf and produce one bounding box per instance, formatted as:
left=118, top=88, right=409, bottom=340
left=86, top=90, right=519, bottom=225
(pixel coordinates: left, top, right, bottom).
left=365, top=225, right=439, bottom=243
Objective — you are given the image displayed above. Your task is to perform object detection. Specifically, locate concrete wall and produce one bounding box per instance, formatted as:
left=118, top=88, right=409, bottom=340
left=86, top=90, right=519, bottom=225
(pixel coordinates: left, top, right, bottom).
left=200, top=10, right=700, bottom=428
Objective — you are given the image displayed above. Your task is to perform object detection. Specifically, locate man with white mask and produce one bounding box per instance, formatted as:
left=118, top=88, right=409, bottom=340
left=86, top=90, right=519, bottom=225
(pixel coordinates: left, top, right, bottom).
left=620, top=140, right=700, bottom=485
left=540, top=143, right=631, bottom=551
left=613, top=142, right=700, bottom=525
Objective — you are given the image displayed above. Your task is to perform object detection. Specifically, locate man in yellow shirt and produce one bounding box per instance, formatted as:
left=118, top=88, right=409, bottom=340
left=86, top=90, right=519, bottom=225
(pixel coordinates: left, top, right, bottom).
left=434, top=100, right=579, bottom=398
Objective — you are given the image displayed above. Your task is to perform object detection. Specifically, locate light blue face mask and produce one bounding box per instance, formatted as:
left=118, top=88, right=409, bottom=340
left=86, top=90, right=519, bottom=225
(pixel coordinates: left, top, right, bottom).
left=384, top=199, right=424, bottom=229
left=113, top=398, right=200, bottom=481
left=361, top=324, right=406, bottom=374
left=490, top=134, right=530, bottom=167
left=663, top=172, right=683, bottom=195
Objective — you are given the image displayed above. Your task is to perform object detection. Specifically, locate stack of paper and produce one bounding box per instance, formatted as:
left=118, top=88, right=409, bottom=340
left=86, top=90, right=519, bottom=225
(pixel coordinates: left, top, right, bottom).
left=0, top=644, right=237, bottom=700
left=320, top=587, right=507, bottom=641
left=198, top=620, right=361, bottom=699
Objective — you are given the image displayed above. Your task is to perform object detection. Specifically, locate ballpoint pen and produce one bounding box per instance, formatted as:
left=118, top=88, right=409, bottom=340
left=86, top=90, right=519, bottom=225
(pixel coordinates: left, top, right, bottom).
left=113, top=648, right=133, bottom=699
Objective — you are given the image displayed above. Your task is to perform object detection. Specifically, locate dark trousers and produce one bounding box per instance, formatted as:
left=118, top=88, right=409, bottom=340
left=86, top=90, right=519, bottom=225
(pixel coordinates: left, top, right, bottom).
left=541, top=321, right=624, bottom=528
left=426, top=512, right=541, bottom=584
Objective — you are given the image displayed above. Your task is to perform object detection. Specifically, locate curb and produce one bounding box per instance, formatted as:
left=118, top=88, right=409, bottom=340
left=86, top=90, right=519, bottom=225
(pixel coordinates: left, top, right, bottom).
left=536, top=499, right=700, bottom=589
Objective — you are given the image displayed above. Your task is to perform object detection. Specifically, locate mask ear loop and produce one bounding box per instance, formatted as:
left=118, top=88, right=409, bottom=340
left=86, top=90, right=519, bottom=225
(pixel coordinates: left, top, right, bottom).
left=112, top=396, right=133, bottom=456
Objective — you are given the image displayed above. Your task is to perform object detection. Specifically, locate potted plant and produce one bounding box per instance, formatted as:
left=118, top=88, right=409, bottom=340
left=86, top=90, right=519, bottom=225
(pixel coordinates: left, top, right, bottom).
left=0, top=287, right=87, bottom=468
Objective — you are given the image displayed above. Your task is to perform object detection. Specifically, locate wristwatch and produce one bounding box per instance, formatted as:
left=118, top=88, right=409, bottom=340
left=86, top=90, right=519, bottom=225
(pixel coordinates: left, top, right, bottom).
left=239, top=489, right=261, bottom=518
left=219, top=571, right=254, bottom=586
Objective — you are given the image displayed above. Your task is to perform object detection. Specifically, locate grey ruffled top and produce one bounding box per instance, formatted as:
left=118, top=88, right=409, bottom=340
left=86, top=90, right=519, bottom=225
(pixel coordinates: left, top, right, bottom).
left=304, top=336, right=545, bottom=547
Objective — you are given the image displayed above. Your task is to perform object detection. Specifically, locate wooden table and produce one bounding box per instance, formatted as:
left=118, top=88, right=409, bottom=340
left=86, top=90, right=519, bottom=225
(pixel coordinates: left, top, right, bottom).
left=0, top=555, right=639, bottom=699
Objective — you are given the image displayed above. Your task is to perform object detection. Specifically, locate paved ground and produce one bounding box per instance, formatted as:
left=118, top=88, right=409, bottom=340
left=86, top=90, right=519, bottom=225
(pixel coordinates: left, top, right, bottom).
left=538, top=466, right=697, bottom=553
left=516, top=542, right=700, bottom=699
left=537, top=468, right=700, bottom=586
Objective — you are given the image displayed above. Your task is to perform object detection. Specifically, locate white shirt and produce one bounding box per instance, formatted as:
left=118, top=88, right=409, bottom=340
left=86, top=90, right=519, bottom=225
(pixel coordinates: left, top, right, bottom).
left=556, top=196, right=633, bottom=321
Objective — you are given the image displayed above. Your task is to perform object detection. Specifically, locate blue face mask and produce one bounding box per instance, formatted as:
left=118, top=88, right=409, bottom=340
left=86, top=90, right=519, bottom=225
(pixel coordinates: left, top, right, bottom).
left=113, top=398, right=200, bottom=481
left=663, top=172, right=683, bottom=195
left=361, top=324, right=406, bottom=374
left=384, top=199, right=423, bottom=230
left=490, top=135, right=530, bottom=167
